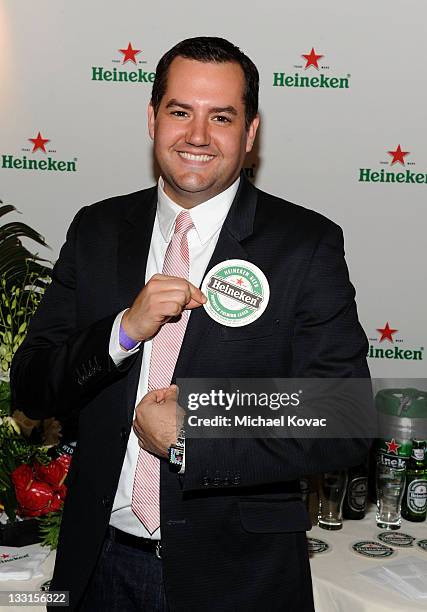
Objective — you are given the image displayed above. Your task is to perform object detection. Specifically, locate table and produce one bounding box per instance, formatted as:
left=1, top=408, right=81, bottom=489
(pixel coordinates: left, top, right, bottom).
left=310, top=505, right=427, bottom=611
left=1, top=506, right=426, bottom=611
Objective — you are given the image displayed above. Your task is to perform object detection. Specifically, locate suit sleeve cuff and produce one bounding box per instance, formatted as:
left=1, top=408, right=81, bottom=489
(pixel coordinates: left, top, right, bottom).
left=109, top=309, right=141, bottom=366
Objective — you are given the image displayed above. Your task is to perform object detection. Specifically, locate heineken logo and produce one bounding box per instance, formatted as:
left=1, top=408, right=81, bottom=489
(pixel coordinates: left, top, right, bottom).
left=377, top=439, right=411, bottom=469
left=351, top=540, right=395, bottom=559
left=201, top=259, right=270, bottom=327
left=385, top=438, right=401, bottom=455
left=119, top=43, right=142, bottom=64
left=273, top=47, right=350, bottom=89
left=1, top=132, right=77, bottom=173
left=91, top=42, right=155, bottom=84
left=406, top=479, right=427, bottom=514
left=29, top=132, right=50, bottom=153
left=347, top=476, right=368, bottom=513
left=307, top=537, right=330, bottom=555
left=417, top=539, right=427, bottom=553
left=368, top=322, right=423, bottom=361
left=207, top=277, right=263, bottom=309
left=0, top=553, right=29, bottom=564
left=378, top=531, right=415, bottom=548
left=379, top=453, right=407, bottom=469
left=359, top=145, right=427, bottom=184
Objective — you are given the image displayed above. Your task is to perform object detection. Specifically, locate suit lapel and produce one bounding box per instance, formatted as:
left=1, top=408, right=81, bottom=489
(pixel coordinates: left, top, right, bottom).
left=174, top=173, right=258, bottom=379
left=117, top=186, right=157, bottom=421
left=117, top=187, right=157, bottom=310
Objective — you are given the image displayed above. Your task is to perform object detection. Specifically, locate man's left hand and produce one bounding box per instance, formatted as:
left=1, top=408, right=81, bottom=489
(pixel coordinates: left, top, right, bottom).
left=133, top=384, right=184, bottom=458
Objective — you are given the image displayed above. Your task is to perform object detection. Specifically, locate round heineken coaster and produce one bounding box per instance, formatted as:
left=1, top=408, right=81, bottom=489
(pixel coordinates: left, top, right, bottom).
left=377, top=531, right=415, bottom=548
left=417, top=539, right=427, bottom=553
left=351, top=540, right=396, bottom=559
left=201, top=259, right=270, bottom=327
left=40, top=580, right=51, bottom=591
left=307, top=537, right=331, bottom=555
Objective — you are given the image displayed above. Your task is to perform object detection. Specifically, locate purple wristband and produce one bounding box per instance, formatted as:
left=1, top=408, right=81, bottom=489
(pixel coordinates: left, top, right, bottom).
left=119, top=323, right=139, bottom=351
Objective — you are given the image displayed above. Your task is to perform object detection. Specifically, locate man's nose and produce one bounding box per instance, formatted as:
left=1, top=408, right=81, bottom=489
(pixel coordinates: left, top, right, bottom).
left=185, top=116, right=210, bottom=147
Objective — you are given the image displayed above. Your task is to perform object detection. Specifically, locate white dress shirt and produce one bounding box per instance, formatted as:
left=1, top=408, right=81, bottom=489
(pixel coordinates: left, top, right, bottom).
left=108, top=176, right=240, bottom=538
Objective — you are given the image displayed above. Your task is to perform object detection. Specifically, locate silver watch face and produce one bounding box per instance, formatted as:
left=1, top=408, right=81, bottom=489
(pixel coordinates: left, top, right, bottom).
left=169, top=446, right=184, bottom=466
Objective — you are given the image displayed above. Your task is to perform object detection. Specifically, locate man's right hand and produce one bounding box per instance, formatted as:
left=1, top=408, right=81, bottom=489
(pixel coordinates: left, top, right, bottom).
left=121, top=274, right=206, bottom=343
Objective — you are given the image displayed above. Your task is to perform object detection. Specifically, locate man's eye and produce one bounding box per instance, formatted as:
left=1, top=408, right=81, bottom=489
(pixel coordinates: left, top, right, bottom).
left=171, top=110, right=188, bottom=117
left=213, top=116, right=231, bottom=123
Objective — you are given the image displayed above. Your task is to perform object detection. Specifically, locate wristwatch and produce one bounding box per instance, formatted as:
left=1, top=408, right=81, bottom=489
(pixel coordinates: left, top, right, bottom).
left=168, top=425, right=185, bottom=473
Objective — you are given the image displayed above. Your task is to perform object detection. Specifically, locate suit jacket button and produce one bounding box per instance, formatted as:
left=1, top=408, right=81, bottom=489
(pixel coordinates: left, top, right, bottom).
left=213, top=471, right=221, bottom=487
left=120, top=427, right=128, bottom=442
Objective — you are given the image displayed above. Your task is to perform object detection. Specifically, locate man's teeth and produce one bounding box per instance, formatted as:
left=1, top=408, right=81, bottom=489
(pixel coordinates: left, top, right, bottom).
left=178, top=152, right=214, bottom=162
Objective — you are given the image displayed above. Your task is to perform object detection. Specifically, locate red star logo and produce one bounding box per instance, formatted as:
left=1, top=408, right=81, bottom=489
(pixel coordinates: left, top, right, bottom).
left=388, top=145, right=409, bottom=166
left=302, top=48, right=324, bottom=70
left=386, top=438, right=401, bottom=455
left=236, top=278, right=244, bottom=286
left=119, top=43, right=142, bottom=64
left=29, top=132, right=50, bottom=153
left=377, top=322, right=398, bottom=343
left=0, top=553, right=10, bottom=559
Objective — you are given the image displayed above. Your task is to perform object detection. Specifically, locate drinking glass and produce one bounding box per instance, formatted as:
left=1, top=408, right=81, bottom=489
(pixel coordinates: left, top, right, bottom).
left=376, top=463, right=406, bottom=530
left=318, top=470, right=348, bottom=530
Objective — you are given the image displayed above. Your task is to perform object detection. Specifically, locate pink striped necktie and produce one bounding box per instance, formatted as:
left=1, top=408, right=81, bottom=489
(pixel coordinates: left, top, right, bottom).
left=131, top=210, right=194, bottom=534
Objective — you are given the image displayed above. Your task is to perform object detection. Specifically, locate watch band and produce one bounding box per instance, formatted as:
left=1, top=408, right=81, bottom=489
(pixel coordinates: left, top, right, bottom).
left=168, top=425, right=185, bottom=473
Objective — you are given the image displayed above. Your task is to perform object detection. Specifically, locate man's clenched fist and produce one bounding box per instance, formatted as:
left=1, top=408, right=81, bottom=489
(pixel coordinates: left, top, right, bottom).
left=121, top=274, right=206, bottom=343
left=133, top=385, right=184, bottom=458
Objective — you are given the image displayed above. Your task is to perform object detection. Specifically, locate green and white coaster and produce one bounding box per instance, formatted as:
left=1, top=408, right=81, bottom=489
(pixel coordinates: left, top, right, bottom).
left=351, top=540, right=395, bottom=559
left=202, top=259, right=270, bottom=327
left=377, top=531, right=415, bottom=548
left=40, top=580, right=51, bottom=591
left=417, top=539, right=427, bottom=553
left=307, top=537, right=331, bottom=555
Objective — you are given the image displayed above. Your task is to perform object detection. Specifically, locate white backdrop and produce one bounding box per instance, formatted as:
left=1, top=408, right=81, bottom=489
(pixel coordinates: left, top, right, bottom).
left=1, top=0, right=425, bottom=379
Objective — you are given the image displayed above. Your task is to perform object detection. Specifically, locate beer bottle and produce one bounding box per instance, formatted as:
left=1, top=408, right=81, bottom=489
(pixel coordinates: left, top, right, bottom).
left=402, top=440, right=427, bottom=522
left=343, top=461, right=368, bottom=519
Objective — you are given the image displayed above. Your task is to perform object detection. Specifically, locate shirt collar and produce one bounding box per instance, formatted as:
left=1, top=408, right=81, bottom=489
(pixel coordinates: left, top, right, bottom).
left=157, top=176, right=240, bottom=245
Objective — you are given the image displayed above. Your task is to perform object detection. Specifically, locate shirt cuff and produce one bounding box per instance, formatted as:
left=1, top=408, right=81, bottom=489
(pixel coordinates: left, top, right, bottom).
left=109, top=309, right=141, bottom=366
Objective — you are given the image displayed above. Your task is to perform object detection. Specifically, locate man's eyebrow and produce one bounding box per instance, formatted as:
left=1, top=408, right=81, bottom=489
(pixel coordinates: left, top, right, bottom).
left=165, top=99, right=238, bottom=115
left=210, top=106, right=238, bottom=116
left=165, top=99, right=193, bottom=110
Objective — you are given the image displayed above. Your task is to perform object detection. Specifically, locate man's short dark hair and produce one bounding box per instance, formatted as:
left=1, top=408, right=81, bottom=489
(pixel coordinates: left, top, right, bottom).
left=151, top=36, right=259, bottom=130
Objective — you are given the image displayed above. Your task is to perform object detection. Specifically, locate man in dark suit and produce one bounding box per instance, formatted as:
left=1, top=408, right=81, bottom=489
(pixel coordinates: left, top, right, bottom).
left=11, top=37, right=370, bottom=611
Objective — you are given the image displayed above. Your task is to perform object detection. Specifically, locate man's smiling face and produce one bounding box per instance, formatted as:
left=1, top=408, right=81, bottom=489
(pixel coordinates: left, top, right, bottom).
left=148, top=56, right=259, bottom=208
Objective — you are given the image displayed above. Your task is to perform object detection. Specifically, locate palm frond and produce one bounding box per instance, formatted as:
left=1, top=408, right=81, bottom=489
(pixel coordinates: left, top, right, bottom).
left=0, top=200, right=53, bottom=289
left=0, top=222, right=49, bottom=249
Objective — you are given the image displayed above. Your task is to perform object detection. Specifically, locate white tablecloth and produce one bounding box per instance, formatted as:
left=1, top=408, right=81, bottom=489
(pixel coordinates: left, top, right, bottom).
left=1, top=506, right=426, bottom=611
left=310, top=505, right=427, bottom=612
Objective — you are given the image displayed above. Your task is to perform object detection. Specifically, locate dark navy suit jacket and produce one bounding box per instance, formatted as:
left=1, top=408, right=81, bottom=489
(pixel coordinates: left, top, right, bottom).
left=11, top=174, right=370, bottom=611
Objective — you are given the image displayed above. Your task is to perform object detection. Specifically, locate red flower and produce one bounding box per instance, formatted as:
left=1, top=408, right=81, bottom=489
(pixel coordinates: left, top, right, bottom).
left=11, top=465, right=33, bottom=491
left=16, top=481, right=53, bottom=517
left=34, top=459, right=67, bottom=490
left=58, top=484, right=67, bottom=500
left=48, top=493, right=63, bottom=513
left=56, top=453, right=72, bottom=470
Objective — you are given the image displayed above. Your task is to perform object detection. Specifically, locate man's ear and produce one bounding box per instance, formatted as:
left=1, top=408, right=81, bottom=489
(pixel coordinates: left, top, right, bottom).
left=245, top=114, right=260, bottom=153
left=147, top=103, right=155, bottom=140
